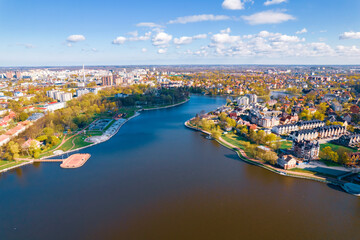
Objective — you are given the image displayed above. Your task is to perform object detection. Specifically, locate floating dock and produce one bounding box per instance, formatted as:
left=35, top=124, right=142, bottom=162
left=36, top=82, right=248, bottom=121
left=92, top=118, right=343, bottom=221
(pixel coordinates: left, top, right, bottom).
left=34, top=154, right=91, bottom=169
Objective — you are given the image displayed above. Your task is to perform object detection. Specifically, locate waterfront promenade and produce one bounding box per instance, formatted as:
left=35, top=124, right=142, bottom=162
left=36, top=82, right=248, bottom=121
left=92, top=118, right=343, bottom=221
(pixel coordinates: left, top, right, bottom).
left=184, top=120, right=346, bottom=186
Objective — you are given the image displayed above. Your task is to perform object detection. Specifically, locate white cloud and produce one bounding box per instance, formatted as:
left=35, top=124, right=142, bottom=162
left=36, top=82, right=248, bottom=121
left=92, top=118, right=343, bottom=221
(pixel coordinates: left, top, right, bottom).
left=174, top=36, right=193, bottom=45
left=66, top=35, right=86, bottom=42
left=339, top=31, right=360, bottom=40
left=174, top=34, right=208, bottom=45
left=196, top=29, right=333, bottom=58
left=221, top=28, right=232, bottom=34
left=264, top=0, right=287, bottom=6
left=142, top=48, right=148, bottom=52
left=212, top=33, right=241, bottom=45
left=157, top=48, right=167, bottom=54
left=222, top=0, right=245, bottom=10
left=112, top=36, right=126, bottom=45
left=127, top=31, right=138, bottom=37
left=129, top=32, right=152, bottom=41
left=112, top=32, right=151, bottom=45
left=183, top=29, right=360, bottom=60
left=193, top=34, right=207, bottom=39
left=296, top=28, right=308, bottom=34
left=270, top=34, right=303, bottom=43
left=336, top=45, right=360, bottom=56
left=242, top=10, right=295, bottom=25
left=136, top=22, right=163, bottom=28
left=168, top=14, right=230, bottom=24
left=152, top=32, right=173, bottom=46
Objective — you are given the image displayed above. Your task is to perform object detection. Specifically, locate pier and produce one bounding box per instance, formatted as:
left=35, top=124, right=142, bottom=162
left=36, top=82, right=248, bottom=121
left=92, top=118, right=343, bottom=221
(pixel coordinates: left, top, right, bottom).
left=33, top=154, right=91, bottom=169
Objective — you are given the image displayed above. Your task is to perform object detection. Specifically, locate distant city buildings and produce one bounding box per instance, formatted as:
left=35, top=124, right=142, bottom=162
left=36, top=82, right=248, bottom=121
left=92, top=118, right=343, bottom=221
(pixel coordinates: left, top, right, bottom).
left=76, top=88, right=90, bottom=97
left=46, top=90, right=73, bottom=102
left=236, top=94, right=257, bottom=106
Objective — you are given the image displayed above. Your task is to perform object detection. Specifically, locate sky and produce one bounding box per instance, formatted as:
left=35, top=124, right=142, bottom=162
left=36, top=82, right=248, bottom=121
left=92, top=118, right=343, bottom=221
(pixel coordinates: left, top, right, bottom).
left=1, top=0, right=360, bottom=66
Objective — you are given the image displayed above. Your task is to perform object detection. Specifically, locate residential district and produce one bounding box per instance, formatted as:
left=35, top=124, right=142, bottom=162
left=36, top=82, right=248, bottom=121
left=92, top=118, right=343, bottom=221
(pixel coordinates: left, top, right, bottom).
left=0, top=65, right=360, bottom=194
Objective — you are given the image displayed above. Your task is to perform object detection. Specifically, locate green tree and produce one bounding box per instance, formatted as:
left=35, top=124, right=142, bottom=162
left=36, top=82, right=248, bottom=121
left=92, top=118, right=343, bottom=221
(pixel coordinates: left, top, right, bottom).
left=18, top=112, right=29, bottom=122
left=7, top=141, right=20, bottom=161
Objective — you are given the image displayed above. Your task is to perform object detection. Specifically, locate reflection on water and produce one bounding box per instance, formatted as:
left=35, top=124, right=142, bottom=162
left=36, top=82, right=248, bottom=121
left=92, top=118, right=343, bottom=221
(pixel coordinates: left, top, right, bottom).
left=0, top=95, right=359, bottom=240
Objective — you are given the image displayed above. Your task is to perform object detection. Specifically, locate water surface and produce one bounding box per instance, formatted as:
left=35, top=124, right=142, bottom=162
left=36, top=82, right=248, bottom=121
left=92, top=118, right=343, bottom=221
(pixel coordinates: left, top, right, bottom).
left=0, top=95, right=359, bottom=240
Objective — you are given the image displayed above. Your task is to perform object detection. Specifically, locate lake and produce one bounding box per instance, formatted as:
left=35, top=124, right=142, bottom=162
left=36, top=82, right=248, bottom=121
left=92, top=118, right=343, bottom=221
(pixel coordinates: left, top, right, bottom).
left=0, top=95, right=359, bottom=240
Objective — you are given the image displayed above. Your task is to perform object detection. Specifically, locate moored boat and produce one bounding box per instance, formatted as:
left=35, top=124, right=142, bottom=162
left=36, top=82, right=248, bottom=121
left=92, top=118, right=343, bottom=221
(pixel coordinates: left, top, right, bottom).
left=341, top=183, right=360, bottom=196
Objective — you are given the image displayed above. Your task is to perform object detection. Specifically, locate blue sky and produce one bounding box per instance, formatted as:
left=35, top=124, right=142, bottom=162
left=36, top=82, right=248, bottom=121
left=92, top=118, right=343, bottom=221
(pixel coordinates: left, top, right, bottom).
left=1, top=0, right=360, bottom=66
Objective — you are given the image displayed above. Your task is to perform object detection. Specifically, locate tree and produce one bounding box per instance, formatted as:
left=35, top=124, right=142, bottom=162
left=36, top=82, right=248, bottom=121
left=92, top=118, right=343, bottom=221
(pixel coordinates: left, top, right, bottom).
left=7, top=141, right=20, bottom=161
left=249, top=129, right=257, bottom=143
left=210, top=128, right=221, bottom=139
left=43, top=127, right=54, bottom=136
left=257, top=130, right=266, bottom=144
left=240, top=126, right=248, bottom=136
left=347, top=125, right=355, bottom=132
left=264, top=133, right=277, bottom=147
left=263, top=151, right=278, bottom=165
left=313, top=111, right=325, bottom=121
left=320, top=146, right=339, bottom=163
left=225, top=117, right=237, bottom=128
left=18, top=112, right=29, bottom=122
left=300, top=109, right=312, bottom=120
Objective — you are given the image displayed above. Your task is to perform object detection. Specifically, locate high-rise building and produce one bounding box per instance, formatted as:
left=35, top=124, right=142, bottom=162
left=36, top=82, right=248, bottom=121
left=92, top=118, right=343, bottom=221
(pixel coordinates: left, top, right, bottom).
left=15, top=71, right=21, bottom=79
left=76, top=88, right=90, bottom=97
left=60, top=92, right=73, bottom=102
left=113, top=75, right=123, bottom=86
left=5, top=71, right=13, bottom=79
left=47, top=90, right=60, bottom=99
left=245, top=94, right=258, bottom=104
left=237, top=96, right=249, bottom=106
left=102, top=73, right=113, bottom=86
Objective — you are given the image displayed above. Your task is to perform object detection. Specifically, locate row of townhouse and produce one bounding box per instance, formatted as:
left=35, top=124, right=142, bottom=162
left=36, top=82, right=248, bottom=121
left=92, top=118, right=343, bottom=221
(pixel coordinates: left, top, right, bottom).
left=290, top=125, right=346, bottom=141
left=272, top=120, right=325, bottom=135
left=337, top=134, right=360, bottom=148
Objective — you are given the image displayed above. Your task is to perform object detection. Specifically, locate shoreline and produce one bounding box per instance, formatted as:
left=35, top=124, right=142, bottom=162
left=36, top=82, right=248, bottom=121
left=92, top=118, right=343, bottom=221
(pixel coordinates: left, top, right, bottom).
left=142, top=98, right=190, bottom=111
left=184, top=119, right=345, bottom=187
left=0, top=160, right=34, bottom=174
left=0, top=99, right=190, bottom=173
left=41, top=111, right=141, bottom=160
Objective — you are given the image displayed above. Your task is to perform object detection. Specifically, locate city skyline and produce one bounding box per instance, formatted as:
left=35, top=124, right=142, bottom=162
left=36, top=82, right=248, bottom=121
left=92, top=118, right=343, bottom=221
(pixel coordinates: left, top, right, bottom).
left=1, top=0, right=360, bottom=66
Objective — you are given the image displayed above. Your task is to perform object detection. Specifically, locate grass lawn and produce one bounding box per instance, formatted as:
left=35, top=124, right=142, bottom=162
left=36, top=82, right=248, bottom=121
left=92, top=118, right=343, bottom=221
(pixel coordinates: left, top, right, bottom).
left=0, top=160, right=27, bottom=171
left=319, top=160, right=342, bottom=167
left=59, top=138, right=75, bottom=152
left=103, top=120, right=115, bottom=131
left=288, top=168, right=317, bottom=175
left=320, top=142, right=356, bottom=153
left=118, top=107, right=137, bottom=118
left=85, top=130, right=103, bottom=136
left=280, top=140, right=293, bottom=150
left=72, top=135, right=92, bottom=149
left=221, top=133, right=256, bottom=159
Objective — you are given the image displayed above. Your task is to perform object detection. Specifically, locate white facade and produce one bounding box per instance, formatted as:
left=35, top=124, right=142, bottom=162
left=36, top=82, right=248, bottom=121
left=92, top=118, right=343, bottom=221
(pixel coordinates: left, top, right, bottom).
left=237, top=96, right=249, bottom=106
left=45, top=102, right=66, bottom=112
left=76, top=89, right=90, bottom=97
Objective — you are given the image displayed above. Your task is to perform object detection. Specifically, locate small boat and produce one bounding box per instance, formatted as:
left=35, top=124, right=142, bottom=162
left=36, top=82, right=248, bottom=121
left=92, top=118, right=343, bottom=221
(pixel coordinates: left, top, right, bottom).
left=280, top=172, right=287, bottom=176
left=206, top=135, right=213, bottom=140
left=341, top=183, right=360, bottom=196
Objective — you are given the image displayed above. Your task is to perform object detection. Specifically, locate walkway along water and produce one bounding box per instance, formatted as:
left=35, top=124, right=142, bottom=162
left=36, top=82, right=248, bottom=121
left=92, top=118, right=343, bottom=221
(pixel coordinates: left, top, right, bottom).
left=184, top=119, right=346, bottom=187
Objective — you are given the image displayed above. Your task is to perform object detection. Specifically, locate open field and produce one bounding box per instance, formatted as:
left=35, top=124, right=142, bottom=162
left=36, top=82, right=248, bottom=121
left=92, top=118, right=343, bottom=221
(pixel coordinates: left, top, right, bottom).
left=280, top=140, right=293, bottom=150
left=320, top=142, right=356, bottom=153
left=221, top=133, right=256, bottom=159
